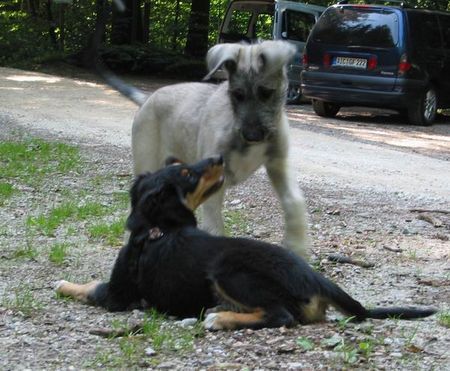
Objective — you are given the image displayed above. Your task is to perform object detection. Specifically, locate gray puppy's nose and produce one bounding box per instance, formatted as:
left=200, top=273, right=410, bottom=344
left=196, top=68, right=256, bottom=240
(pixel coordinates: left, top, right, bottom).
left=240, top=127, right=266, bottom=143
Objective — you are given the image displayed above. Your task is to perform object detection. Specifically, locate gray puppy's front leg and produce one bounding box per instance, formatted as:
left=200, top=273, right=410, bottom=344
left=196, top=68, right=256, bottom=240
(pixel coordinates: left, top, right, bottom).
left=265, top=158, right=310, bottom=260
left=200, top=188, right=226, bottom=236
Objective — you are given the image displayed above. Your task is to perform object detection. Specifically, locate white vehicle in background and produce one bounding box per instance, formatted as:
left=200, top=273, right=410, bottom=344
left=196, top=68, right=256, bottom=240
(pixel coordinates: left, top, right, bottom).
left=217, top=0, right=325, bottom=104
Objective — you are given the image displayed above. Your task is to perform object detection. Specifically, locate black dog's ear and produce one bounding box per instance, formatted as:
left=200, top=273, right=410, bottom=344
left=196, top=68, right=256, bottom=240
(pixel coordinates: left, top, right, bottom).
left=127, top=185, right=163, bottom=231
left=129, top=173, right=150, bottom=210
left=165, top=156, right=184, bottom=166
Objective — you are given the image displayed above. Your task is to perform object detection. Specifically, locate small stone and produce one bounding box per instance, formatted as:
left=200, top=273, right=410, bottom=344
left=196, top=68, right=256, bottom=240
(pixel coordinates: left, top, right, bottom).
left=287, top=362, right=304, bottom=369
left=383, top=338, right=393, bottom=345
left=157, top=361, right=179, bottom=369
left=145, top=346, right=156, bottom=357
left=277, top=344, right=296, bottom=354
left=391, top=352, right=403, bottom=358
left=176, top=317, right=198, bottom=327
left=230, top=199, right=242, bottom=206
left=252, top=229, right=270, bottom=238
left=232, top=341, right=245, bottom=348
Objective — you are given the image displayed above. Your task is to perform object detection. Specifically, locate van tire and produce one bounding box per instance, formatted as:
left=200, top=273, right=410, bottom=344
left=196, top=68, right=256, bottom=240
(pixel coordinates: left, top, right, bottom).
left=407, top=86, right=437, bottom=126
left=287, top=84, right=302, bottom=105
left=312, top=100, right=340, bottom=117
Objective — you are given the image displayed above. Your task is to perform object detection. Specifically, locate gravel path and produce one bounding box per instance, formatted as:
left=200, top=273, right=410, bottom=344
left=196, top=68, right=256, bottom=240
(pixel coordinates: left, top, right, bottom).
left=0, top=66, right=449, bottom=370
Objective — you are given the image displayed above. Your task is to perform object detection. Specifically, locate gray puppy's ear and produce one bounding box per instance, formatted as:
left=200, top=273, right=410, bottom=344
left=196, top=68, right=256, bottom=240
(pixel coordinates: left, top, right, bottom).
left=203, top=43, right=242, bottom=81
left=258, top=40, right=296, bottom=75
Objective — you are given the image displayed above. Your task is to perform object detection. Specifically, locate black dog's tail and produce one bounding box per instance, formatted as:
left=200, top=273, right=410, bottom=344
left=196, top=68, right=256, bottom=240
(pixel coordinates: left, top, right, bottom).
left=321, top=277, right=437, bottom=321
left=365, top=307, right=437, bottom=319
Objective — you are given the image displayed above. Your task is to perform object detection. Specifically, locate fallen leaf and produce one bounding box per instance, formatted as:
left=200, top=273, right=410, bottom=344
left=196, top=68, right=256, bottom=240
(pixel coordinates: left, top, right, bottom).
left=406, top=344, right=423, bottom=353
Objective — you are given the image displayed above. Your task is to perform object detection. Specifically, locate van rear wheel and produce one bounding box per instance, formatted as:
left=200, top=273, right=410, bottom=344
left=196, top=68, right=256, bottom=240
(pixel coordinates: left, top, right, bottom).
left=407, top=86, right=437, bottom=126
left=312, top=100, right=340, bottom=117
left=287, top=84, right=302, bottom=105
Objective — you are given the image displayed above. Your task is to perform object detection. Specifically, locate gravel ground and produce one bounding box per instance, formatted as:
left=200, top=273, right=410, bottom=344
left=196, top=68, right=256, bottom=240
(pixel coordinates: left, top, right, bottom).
left=0, top=66, right=449, bottom=370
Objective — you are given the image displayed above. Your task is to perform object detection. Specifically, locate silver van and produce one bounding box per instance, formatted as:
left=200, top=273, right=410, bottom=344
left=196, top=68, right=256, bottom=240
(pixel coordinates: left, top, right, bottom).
left=218, top=0, right=325, bottom=103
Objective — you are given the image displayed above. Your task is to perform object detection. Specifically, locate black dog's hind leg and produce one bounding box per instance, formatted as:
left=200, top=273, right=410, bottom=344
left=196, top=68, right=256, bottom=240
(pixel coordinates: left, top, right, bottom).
left=204, top=273, right=295, bottom=330
left=56, top=243, right=141, bottom=311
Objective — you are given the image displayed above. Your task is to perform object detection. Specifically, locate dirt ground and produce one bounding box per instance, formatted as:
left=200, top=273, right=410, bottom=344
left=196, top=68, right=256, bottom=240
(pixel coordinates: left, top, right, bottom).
left=0, top=66, right=449, bottom=370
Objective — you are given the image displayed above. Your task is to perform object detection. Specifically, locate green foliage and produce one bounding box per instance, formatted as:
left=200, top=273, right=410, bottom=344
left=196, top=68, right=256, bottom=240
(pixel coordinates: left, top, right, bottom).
left=27, top=201, right=109, bottom=236
left=13, top=242, right=38, bottom=260
left=1, top=0, right=448, bottom=71
left=0, top=182, right=15, bottom=205
left=0, top=1, right=58, bottom=67
left=297, top=336, right=315, bottom=351
left=337, top=315, right=356, bottom=331
left=100, top=44, right=181, bottom=72
left=49, top=242, right=69, bottom=265
left=88, top=217, right=126, bottom=246
left=438, top=311, right=450, bottom=328
left=0, top=138, right=80, bottom=184
left=90, top=310, right=203, bottom=368
left=224, top=209, right=250, bottom=236
left=2, top=285, right=43, bottom=317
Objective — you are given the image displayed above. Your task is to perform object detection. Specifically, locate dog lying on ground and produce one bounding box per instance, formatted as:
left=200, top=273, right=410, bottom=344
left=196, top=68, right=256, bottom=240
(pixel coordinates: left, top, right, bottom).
left=56, top=157, right=436, bottom=330
left=98, top=40, right=310, bottom=259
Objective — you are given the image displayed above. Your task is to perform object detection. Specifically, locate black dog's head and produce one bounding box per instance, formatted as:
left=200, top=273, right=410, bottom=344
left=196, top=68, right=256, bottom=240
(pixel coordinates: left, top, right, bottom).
left=127, top=155, right=224, bottom=232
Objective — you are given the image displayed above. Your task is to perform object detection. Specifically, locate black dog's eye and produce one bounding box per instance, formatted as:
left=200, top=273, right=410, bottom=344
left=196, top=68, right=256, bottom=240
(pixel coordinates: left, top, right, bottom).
left=258, top=86, right=275, bottom=101
left=180, top=168, right=190, bottom=177
left=231, top=89, right=245, bottom=102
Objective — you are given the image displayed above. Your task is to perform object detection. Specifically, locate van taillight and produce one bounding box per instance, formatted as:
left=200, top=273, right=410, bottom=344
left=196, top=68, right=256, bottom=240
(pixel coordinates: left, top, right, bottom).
left=323, top=53, right=331, bottom=67
left=368, top=56, right=377, bottom=70
left=302, top=53, right=308, bottom=67
left=398, top=54, right=411, bottom=75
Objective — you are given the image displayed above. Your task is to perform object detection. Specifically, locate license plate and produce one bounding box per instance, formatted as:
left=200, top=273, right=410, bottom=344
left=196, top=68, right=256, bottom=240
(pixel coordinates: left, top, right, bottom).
left=333, top=56, right=367, bottom=69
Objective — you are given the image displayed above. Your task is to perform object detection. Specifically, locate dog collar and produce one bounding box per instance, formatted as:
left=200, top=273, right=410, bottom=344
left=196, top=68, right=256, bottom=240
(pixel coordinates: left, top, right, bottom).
left=148, top=227, right=164, bottom=240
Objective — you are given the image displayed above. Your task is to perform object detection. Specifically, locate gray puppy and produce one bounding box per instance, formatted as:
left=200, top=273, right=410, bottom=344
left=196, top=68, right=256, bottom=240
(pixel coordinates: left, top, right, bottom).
left=103, top=40, right=310, bottom=258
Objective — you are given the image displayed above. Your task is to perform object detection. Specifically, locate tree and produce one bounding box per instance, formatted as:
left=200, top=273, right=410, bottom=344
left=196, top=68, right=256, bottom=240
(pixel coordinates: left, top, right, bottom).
left=185, top=0, right=210, bottom=58
left=111, top=0, right=143, bottom=44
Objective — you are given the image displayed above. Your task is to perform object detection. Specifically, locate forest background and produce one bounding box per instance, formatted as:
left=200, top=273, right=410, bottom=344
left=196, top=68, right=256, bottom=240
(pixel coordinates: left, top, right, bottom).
left=1, top=0, right=450, bottom=78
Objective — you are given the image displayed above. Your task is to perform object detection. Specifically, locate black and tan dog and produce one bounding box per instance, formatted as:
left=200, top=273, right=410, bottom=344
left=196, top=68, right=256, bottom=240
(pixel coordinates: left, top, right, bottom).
left=56, top=156, right=436, bottom=330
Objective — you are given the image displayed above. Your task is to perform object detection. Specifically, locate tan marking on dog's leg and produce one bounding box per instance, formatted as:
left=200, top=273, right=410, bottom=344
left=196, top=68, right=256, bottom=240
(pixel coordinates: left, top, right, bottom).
left=55, top=280, right=100, bottom=303
left=301, top=295, right=328, bottom=324
left=204, top=309, right=265, bottom=330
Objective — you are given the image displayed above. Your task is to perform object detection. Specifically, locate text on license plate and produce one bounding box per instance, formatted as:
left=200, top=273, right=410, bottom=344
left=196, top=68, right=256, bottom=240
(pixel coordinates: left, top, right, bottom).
left=333, top=57, right=367, bottom=69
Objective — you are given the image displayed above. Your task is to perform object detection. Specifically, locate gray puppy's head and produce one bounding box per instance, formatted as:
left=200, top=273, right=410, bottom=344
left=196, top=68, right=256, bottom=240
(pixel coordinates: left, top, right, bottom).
left=205, top=41, right=296, bottom=143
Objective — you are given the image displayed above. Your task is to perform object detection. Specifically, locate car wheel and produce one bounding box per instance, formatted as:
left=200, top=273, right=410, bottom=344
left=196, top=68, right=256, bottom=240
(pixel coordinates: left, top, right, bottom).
left=312, top=99, right=340, bottom=117
left=407, top=86, right=437, bottom=126
left=286, top=84, right=302, bottom=105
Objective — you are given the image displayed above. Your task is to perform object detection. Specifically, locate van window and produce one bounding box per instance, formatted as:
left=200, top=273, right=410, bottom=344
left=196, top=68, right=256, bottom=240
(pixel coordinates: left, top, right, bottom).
left=254, top=13, right=273, bottom=39
left=439, top=15, right=450, bottom=49
left=312, top=7, right=399, bottom=48
left=409, top=12, right=442, bottom=49
left=228, top=10, right=253, bottom=36
left=282, top=10, right=316, bottom=42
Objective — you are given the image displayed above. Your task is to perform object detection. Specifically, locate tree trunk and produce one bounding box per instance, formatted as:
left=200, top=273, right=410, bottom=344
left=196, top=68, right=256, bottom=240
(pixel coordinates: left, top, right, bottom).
left=111, top=0, right=132, bottom=44
left=28, top=0, right=38, bottom=17
left=46, top=0, right=58, bottom=49
left=185, top=0, right=210, bottom=58
left=172, top=0, right=181, bottom=50
left=111, top=0, right=143, bottom=44
left=142, top=1, right=150, bottom=44
left=131, top=0, right=143, bottom=43
left=58, top=4, right=66, bottom=51
left=77, top=0, right=108, bottom=68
